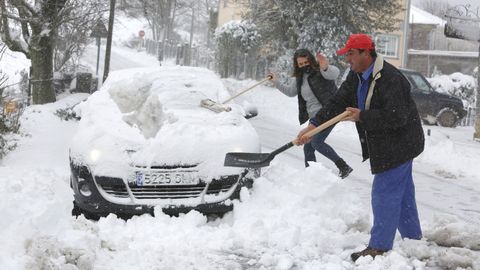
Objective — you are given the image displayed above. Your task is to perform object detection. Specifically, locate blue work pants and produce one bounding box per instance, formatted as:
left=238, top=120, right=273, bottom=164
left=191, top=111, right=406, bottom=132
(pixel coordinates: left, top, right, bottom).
left=368, top=160, right=422, bottom=250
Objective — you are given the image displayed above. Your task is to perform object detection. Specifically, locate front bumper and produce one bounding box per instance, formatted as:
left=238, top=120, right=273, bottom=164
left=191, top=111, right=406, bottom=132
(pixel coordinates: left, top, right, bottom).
left=70, top=161, right=258, bottom=217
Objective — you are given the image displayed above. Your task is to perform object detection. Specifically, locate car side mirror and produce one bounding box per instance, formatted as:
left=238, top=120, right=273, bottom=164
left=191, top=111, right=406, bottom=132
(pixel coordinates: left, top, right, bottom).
left=244, top=108, right=258, bottom=119
left=245, top=106, right=258, bottom=119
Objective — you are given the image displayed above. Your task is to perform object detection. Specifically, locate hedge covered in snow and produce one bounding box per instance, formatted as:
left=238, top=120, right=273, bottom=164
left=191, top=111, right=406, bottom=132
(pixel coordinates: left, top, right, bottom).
left=427, top=72, right=477, bottom=106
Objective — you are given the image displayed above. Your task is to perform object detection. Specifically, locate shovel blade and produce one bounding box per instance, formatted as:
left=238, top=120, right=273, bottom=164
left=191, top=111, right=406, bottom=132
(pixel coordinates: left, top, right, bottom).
left=224, top=152, right=272, bottom=168
left=200, top=99, right=231, bottom=113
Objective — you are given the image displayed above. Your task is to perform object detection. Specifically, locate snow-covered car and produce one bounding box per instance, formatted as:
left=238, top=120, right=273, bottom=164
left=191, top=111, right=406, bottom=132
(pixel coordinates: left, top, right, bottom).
left=400, top=69, right=467, bottom=127
left=69, top=66, right=261, bottom=219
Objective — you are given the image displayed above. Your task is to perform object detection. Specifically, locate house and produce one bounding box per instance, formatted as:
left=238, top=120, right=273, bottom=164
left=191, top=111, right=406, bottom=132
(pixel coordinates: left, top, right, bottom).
left=407, top=5, right=479, bottom=76
left=216, top=0, right=480, bottom=76
left=217, top=0, right=246, bottom=26
left=372, top=0, right=411, bottom=68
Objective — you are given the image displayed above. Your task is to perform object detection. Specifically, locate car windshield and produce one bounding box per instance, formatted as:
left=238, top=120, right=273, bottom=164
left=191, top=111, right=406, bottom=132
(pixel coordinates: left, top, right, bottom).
left=404, top=72, right=432, bottom=93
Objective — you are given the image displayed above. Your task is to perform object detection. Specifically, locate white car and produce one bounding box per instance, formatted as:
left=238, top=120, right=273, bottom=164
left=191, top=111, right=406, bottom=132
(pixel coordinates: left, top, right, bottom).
left=69, top=66, right=261, bottom=219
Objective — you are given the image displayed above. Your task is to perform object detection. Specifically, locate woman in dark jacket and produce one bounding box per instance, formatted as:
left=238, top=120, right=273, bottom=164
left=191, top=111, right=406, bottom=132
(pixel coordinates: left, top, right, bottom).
left=269, top=49, right=352, bottom=178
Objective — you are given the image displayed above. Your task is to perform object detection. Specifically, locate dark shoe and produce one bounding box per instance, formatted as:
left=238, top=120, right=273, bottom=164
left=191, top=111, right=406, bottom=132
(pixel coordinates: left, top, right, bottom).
left=335, top=159, right=353, bottom=179
left=350, top=246, right=386, bottom=262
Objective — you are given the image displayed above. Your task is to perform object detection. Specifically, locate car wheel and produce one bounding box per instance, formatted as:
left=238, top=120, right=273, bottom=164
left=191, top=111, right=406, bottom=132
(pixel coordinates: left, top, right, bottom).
left=436, top=108, right=459, bottom=128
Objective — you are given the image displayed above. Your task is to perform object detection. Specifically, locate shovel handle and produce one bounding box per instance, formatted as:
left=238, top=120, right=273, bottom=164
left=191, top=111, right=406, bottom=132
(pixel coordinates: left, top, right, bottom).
left=221, top=76, right=272, bottom=104
left=293, top=111, right=351, bottom=145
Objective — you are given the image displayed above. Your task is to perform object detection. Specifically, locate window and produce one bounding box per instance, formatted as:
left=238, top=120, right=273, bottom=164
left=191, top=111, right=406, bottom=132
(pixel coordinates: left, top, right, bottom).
left=375, top=34, right=399, bottom=58
left=403, top=72, right=432, bottom=93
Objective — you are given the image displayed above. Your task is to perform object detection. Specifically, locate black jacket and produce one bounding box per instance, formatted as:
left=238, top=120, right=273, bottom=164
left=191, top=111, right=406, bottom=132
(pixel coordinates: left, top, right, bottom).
left=297, top=70, right=337, bottom=124
left=314, top=56, right=425, bottom=174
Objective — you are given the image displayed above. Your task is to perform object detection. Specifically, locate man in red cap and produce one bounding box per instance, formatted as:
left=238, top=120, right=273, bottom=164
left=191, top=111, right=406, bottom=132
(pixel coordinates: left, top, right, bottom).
left=296, top=33, right=425, bottom=262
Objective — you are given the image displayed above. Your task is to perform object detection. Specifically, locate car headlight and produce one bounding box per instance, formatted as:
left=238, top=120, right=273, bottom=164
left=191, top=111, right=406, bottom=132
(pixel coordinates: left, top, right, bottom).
left=78, top=177, right=92, bottom=197
left=89, top=149, right=101, bottom=162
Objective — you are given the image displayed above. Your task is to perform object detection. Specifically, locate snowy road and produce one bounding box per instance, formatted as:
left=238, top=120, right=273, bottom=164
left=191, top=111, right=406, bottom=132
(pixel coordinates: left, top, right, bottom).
left=1, top=47, right=479, bottom=269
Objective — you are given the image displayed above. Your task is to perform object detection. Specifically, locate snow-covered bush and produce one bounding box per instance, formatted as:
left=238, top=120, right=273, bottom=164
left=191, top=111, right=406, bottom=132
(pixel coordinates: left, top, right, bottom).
left=427, top=72, right=477, bottom=106
left=215, top=20, right=260, bottom=51
left=214, top=20, right=260, bottom=78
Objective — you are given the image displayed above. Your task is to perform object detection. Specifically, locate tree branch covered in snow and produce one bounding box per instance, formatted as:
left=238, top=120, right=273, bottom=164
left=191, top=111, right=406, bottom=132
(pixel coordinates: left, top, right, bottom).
left=0, top=0, right=107, bottom=104
left=214, top=20, right=260, bottom=78
left=244, top=0, right=403, bottom=58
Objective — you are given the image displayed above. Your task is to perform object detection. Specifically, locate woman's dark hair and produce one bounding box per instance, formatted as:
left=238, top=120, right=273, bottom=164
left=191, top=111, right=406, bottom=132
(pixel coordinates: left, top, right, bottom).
left=292, top=49, right=320, bottom=77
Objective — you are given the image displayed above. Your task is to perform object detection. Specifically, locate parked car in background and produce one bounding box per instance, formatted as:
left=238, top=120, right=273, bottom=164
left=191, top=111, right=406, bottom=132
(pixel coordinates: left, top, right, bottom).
left=69, top=66, right=261, bottom=220
left=400, top=69, right=467, bottom=128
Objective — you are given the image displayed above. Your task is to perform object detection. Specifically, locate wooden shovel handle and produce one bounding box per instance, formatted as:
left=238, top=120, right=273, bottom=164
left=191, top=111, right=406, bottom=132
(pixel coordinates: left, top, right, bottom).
left=293, top=111, right=351, bottom=145
left=221, top=76, right=273, bottom=104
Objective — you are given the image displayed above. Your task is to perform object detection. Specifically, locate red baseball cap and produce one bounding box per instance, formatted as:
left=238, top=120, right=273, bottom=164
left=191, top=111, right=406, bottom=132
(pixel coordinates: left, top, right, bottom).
left=336, top=34, right=375, bottom=55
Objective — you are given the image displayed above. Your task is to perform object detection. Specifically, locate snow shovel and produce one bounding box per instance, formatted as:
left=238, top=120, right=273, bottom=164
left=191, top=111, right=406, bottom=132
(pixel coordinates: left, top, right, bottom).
left=224, top=111, right=351, bottom=168
left=200, top=75, right=273, bottom=113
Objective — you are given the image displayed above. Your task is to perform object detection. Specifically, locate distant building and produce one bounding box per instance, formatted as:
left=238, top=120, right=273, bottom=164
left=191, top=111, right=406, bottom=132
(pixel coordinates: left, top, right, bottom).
left=217, top=0, right=246, bottom=26
left=217, top=0, right=479, bottom=76
left=372, top=0, right=411, bottom=68
left=407, top=5, right=478, bottom=76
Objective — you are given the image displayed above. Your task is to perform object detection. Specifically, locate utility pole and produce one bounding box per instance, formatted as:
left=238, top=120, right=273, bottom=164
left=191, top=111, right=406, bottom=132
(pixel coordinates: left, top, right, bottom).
left=476, top=43, right=480, bottom=140
left=103, top=0, right=116, bottom=83
left=402, top=0, right=412, bottom=68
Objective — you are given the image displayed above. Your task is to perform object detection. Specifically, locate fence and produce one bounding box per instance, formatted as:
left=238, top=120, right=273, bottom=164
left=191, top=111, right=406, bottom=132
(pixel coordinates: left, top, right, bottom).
left=144, top=39, right=214, bottom=69
left=143, top=39, right=272, bottom=80
left=461, top=106, right=477, bottom=126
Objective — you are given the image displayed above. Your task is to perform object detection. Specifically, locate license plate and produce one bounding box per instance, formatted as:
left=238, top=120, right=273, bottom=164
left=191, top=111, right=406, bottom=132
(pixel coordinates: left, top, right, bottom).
left=135, top=171, right=199, bottom=186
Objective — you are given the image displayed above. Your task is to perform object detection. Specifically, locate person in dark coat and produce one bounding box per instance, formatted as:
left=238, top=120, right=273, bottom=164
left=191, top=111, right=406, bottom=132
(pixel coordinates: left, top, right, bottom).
left=269, top=49, right=353, bottom=178
left=296, top=34, right=425, bottom=261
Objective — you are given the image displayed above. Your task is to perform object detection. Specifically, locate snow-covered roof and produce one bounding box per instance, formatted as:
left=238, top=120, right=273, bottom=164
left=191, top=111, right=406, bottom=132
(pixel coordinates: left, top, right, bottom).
left=410, top=5, right=446, bottom=26
left=408, top=49, right=479, bottom=58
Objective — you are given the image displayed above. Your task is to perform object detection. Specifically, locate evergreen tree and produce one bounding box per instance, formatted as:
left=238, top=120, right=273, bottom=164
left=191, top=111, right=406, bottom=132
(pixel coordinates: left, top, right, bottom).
left=245, top=0, right=402, bottom=59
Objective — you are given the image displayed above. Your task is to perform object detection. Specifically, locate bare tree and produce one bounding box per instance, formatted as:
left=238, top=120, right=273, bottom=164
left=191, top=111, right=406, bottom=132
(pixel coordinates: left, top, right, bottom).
left=54, top=1, right=107, bottom=72
left=420, top=0, right=452, bottom=18
left=0, top=0, right=107, bottom=104
left=140, top=0, right=177, bottom=42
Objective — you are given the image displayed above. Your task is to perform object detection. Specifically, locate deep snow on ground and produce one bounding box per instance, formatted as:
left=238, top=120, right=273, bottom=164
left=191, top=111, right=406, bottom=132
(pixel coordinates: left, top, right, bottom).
left=1, top=46, right=480, bottom=269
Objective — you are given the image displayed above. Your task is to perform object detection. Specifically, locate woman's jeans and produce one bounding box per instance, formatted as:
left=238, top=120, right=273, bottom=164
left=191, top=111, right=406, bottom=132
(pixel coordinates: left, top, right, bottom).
left=303, top=125, right=341, bottom=167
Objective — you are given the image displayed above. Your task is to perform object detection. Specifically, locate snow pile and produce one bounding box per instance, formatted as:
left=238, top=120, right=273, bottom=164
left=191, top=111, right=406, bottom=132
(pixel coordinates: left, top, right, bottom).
left=425, top=214, right=480, bottom=250
left=107, top=71, right=169, bottom=138
left=419, top=126, right=480, bottom=182
left=12, top=162, right=372, bottom=270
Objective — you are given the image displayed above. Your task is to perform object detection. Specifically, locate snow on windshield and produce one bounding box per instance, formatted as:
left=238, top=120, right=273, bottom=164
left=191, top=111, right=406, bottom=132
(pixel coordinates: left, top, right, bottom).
left=69, top=66, right=260, bottom=180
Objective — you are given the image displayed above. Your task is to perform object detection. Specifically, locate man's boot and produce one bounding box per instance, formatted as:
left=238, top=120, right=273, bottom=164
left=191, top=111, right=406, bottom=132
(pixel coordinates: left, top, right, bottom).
left=334, top=158, right=353, bottom=179
left=350, top=246, right=386, bottom=262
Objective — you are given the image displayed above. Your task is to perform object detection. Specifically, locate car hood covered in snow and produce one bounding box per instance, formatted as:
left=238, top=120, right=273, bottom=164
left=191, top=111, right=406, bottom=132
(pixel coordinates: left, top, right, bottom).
left=70, top=66, right=260, bottom=180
